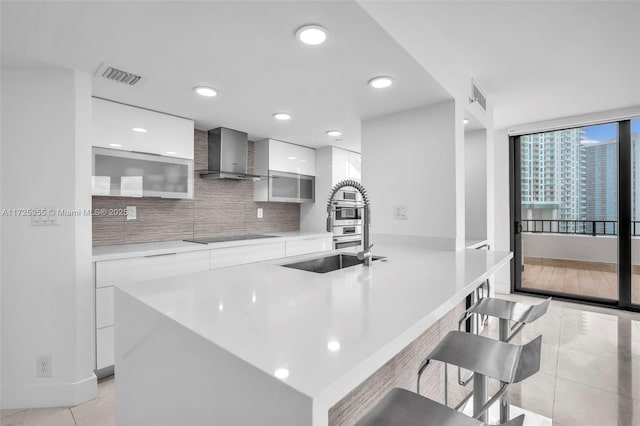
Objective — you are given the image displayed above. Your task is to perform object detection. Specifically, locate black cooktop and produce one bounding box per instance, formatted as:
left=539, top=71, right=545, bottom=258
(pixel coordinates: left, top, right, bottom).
left=184, top=234, right=278, bottom=244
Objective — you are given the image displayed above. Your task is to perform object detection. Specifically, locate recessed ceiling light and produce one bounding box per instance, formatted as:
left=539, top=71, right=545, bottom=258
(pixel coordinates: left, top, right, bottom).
left=194, top=86, right=217, bottom=97
left=296, top=25, right=327, bottom=45
left=327, top=340, right=341, bottom=351
left=273, top=112, right=292, bottom=120
left=274, top=368, right=289, bottom=379
left=287, top=156, right=296, bottom=160
left=166, top=151, right=177, bottom=155
left=326, top=130, right=342, bottom=137
left=368, top=76, right=393, bottom=89
left=132, top=127, right=147, bottom=133
left=109, top=143, right=122, bottom=148
left=463, top=119, right=469, bottom=125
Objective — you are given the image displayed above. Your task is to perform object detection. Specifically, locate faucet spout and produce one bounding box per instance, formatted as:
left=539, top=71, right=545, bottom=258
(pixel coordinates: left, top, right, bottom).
left=327, top=180, right=372, bottom=266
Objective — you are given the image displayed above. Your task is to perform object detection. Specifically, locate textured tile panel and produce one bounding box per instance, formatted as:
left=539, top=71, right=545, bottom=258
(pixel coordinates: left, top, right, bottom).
left=328, top=300, right=466, bottom=426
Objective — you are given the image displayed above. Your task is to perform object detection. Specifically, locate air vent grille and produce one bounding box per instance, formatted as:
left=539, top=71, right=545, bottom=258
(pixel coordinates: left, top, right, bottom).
left=101, top=67, right=142, bottom=85
left=470, top=80, right=487, bottom=111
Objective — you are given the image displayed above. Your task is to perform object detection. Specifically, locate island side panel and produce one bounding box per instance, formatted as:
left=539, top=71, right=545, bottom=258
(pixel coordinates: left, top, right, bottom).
left=115, top=288, right=312, bottom=426
left=328, top=300, right=466, bottom=426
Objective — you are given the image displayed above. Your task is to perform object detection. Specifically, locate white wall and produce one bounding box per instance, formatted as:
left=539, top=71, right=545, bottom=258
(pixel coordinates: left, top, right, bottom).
left=1, top=68, right=96, bottom=408
left=523, top=234, right=617, bottom=263
left=492, top=129, right=512, bottom=293
left=465, top=129, right=487, bottom=240
left=361, top=101, right=461, bottom=249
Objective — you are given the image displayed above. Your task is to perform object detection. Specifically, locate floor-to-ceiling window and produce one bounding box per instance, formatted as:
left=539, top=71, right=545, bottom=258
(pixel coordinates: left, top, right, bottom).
left=512, top=118, right=639, bottom=310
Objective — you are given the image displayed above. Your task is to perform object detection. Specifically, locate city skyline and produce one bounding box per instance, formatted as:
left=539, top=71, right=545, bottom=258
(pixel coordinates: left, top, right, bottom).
left=521, top=120, right=640, bottom=231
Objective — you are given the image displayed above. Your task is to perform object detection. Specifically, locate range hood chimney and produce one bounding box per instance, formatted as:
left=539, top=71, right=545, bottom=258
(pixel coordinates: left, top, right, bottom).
left=200, top=127, right=263, bottom=181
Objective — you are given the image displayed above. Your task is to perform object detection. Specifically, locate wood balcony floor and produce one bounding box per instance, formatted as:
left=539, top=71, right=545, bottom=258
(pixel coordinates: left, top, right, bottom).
left=522, top=264, right=640, bottom=304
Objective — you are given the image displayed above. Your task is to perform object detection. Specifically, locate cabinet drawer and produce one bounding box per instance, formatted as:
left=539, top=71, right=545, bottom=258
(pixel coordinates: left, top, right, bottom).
left=285, top=236, right=332, bottom=257
left=96, top=286, right=115, bottom=328
left=95, top=250, right=209, bottom=287
left=210, top=241, right=285, bottom=269
left=96, top=326, right=114, bottom=370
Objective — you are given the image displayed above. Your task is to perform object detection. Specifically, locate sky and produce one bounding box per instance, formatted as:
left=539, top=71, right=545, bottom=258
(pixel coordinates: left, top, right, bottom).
left=582, top=118, right=640, bottom=143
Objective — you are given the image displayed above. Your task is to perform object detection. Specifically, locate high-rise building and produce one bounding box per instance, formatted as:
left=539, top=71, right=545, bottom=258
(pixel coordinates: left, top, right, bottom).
left=521, top=129, right=585, bottom=223
left=583, top=139, right=616, bottom=220
left=522, top=129, right=639, bottom=235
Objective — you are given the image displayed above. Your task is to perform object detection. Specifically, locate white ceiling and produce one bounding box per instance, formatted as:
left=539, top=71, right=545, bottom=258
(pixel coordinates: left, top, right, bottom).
left=0, top=1, right=453, bottom=152
left=362, top=0, right=640, bottom=130
left=3, top=1, right=638, bottom=148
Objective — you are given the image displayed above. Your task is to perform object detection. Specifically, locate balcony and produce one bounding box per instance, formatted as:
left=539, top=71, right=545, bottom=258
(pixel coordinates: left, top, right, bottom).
left=521, top=219, right=640, bottom=304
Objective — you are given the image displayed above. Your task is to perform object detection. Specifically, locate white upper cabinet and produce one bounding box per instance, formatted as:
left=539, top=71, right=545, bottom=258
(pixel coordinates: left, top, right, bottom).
left=332, top=147, right=349, bottom=183
left=92, top=98, right=194, bottom=160
left=347, top=151, right=361, bottom=181
left=332, top=147, right=361, bottom=183
left=254, top=139, right=316, bottom=176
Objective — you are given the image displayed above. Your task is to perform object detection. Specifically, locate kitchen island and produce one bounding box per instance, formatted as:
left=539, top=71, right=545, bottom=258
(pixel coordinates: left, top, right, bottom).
left=115, top=234, right=512, bottom=426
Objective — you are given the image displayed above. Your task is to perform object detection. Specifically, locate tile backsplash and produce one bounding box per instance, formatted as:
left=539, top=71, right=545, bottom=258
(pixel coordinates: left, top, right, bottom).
left=92, top=130, right=300, bottom=246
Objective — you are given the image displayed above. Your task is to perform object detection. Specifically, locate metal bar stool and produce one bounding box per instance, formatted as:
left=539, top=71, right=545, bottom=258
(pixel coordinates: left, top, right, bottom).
left=418, top=331, right=542, bottom=423
left=458, top=296, right=551, bottom=422
left=355, top=388, right=524, bottom=426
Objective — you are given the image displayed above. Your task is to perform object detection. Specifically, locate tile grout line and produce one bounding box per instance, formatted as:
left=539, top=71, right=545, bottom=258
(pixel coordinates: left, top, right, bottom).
left=69, top=407, right=78, bottom=426
left=0, top=409, right=27, bottom=422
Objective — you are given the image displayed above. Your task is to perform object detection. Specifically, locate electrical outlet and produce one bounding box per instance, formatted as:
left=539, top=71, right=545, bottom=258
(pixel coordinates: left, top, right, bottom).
left=127, top=206, right=137, bottom=220
left=257, top=208, right=263, bottom=219
left=36, top=355, right=52, bottom=377
left=393, top=205, right=408, bottom=220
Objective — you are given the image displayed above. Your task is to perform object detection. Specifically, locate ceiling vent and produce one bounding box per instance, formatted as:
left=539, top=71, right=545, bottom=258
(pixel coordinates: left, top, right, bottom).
left=101, top=66, right=142, bottom=86
left=470, top=79, right=487, bottom=111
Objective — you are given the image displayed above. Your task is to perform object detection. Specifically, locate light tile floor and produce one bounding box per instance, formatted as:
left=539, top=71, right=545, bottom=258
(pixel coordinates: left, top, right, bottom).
left=1, top=294, right=639, bottom=425
left=1, top=376, right=114, bottom=426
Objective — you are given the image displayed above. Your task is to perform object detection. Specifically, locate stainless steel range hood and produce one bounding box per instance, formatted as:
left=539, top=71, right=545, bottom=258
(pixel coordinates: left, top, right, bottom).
left=199, top=127, right=263, bottom=181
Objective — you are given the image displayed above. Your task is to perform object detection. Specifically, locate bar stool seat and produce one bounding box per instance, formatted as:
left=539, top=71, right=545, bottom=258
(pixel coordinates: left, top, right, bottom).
left=424, top=331, right=542, bottom=384
left=418, top=330, right=542, bottom=423
left=355, top=388, right=525, bottom=426
left=467, top=297, right=551, bottom=340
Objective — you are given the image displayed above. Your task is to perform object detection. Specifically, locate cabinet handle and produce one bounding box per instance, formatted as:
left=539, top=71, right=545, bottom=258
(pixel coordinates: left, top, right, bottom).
left=144, top=252, right=177, bottom=258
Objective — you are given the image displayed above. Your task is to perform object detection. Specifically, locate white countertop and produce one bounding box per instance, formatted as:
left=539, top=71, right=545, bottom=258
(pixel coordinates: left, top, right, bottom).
left=117, top=233, right=512, bottom=411
left=92, top=231, right=331, bottom=262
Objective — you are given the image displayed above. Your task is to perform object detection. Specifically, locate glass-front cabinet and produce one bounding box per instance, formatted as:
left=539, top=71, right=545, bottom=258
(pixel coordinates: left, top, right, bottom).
left=92, top=147, right=194, bottom=199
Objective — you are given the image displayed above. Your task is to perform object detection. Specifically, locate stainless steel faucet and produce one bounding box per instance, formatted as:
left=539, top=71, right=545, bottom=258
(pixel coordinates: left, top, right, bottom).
left=326, top=180, right=373, bottom=265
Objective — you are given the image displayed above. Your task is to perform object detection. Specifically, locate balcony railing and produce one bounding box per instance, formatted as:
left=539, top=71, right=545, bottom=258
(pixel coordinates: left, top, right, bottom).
left=521, top=219, right=638, bottom=236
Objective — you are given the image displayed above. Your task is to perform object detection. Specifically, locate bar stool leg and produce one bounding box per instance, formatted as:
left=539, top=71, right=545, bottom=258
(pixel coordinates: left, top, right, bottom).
left=499, top=318, right=510, bottom=423
left=473, top=372, right=488, bottom=423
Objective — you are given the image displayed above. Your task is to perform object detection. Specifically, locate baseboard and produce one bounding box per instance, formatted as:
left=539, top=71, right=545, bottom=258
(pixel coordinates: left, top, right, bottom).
left=1, top=373, right=97, bottom=409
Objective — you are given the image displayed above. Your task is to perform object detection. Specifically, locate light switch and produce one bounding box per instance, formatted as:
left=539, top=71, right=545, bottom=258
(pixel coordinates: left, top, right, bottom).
left=31, top=208, right=60, bottom=226
left=127, top=206, right=137, bottom=220
left=393, top=205, right=408, bottom=220
left=257, top=208, right=263, bottom=219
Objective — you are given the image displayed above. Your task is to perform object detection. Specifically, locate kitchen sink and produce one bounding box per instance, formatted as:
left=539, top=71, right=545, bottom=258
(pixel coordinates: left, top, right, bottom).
left=282, top=253, right=385, bottom=274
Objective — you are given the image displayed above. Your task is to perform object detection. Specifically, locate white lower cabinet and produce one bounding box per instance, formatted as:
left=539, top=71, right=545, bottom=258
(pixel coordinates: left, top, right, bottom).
left=210, top=241, right=285, bottom=269
left=285, top=236, right=333, bottom=257
left=96, top=251, right=210, bottom=288
left=96, top=286, right=115, bottom=329
left=96, top=326, right=115, bottom=370
left=94, top=250, right=210, bottom=375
